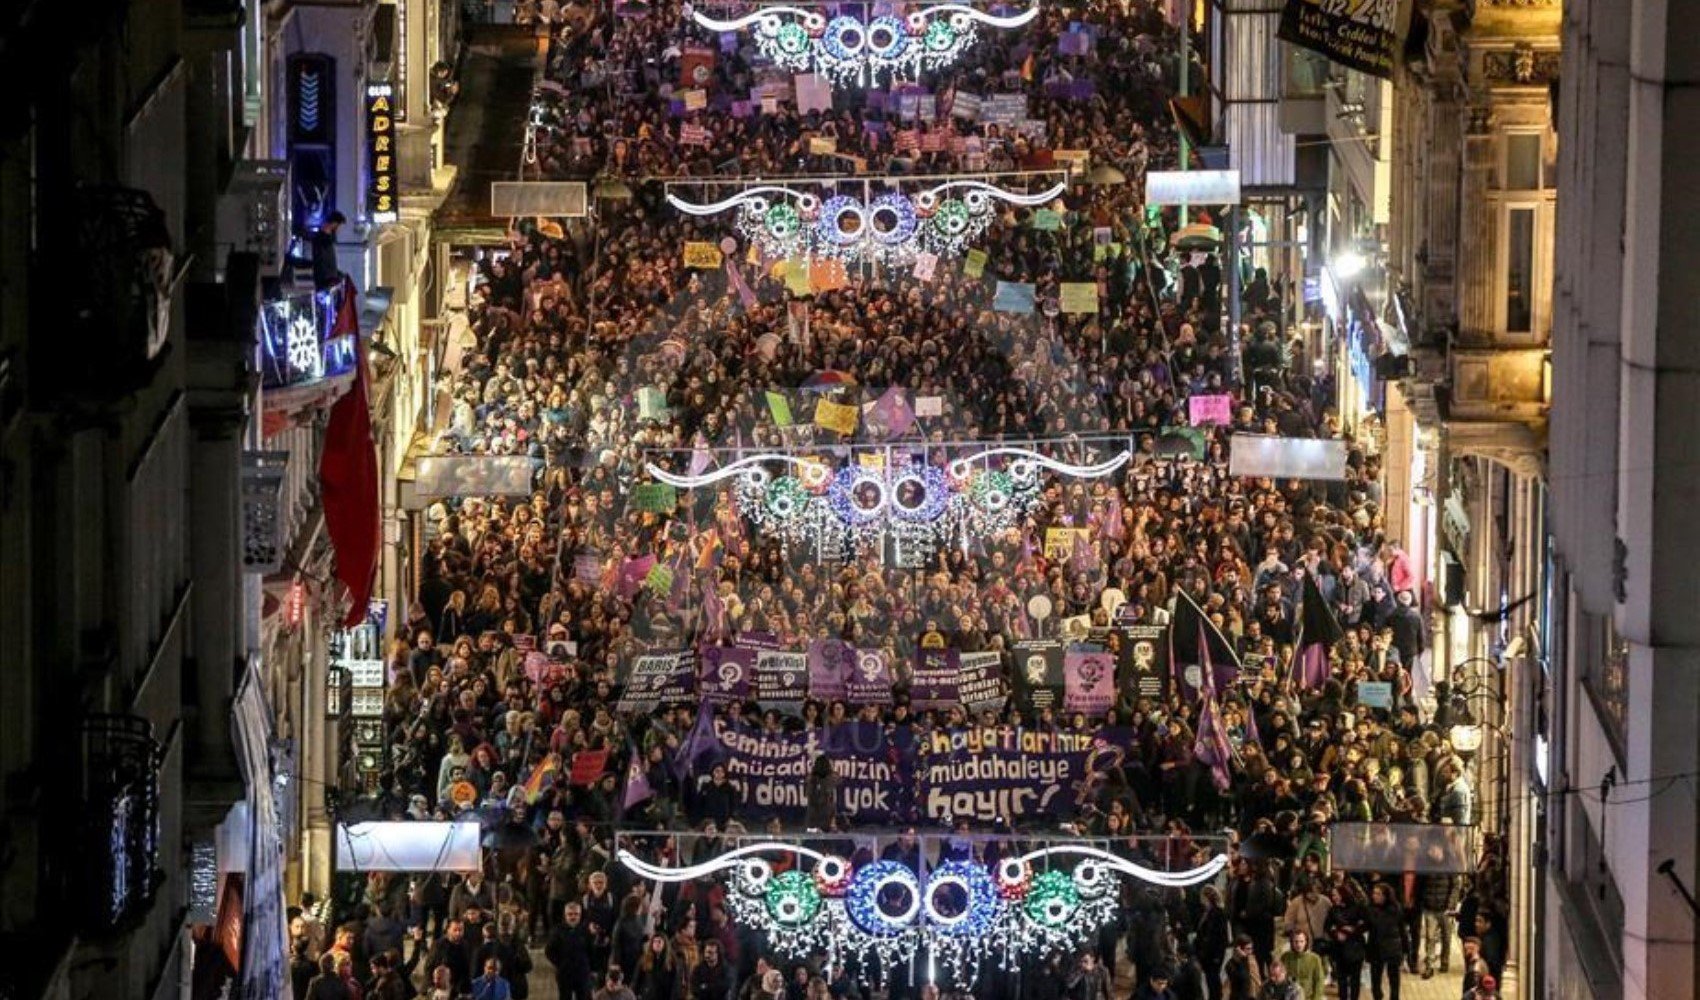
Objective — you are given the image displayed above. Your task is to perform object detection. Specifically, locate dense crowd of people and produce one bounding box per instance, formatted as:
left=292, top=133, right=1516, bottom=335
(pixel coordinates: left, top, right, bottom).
left=288, top=1, right=1511, bottom=999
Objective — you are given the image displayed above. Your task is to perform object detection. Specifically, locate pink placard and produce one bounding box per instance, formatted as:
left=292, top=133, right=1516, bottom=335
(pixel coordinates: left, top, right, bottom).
left=1189, top=393, right=1234, bottom=427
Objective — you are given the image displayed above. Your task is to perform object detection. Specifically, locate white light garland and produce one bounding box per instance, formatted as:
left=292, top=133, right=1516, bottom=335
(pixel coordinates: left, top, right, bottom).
left=617, top=844, right=1228, bottom=988
left=665, top=179, right=1068, bottom=266
left=691, top=3, right=1039, bottom=88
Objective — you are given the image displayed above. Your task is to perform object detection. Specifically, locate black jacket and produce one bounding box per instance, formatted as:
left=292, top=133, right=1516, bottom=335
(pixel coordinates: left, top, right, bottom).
left=547, top=923, right=595, bottom=981
left=1364, top=900, right=1407, bottom=961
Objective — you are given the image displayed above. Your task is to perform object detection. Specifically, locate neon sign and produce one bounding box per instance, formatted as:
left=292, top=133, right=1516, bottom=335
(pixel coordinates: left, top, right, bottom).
left=366, top=83, right=398, bottom=223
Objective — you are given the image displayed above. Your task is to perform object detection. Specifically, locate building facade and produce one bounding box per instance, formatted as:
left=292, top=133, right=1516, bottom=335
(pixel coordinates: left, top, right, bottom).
left=1547, top=0, right=1700, bottom=997
left=0, top=0, right=459, bottom=995
left=1380, top=2, right=1561, bottom=994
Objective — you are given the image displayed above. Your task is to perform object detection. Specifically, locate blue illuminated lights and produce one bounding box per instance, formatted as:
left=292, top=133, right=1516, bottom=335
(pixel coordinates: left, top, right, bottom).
left=616, top=845, right=1229, bottom=988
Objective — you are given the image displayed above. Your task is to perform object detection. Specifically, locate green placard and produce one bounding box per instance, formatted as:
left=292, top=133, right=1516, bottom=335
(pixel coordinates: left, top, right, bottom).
left=632, top=483, right=678, bottom=513
left=766, top=390, right=794, bottom=427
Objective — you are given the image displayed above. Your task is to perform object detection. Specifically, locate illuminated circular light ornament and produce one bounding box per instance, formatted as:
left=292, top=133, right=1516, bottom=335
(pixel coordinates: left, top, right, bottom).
left=765, top=203, right=801, bottom=240
left=846, top=861, right=921, bottom=936
left=1072, top=860, right=1114, bottom=900
left=814, top=856, right=853, bottom=896
left=735, top=858, right=774, bottom=896
left=867, top=193, right=920, bottom=247
left=972, top=470, right=1014, bottom=513
left=775, top=22, right=810, bottom=57
left=923, top=860, right=1001, bottom=935
left=818, top=195, right=867, bottom=249
left=995, top=858, right=1033, bottom=900
left=890, top=465, right=950, bottom=524
left=867, top=15, right=909, bottom=58
left=765, top=476, right=809, bottom=519
left=1022, top=870, right=1080, bottom=928
left=829, top=466, right=888, bottom=527
left=765, top=870, right=824, bottom=926
left=823, top=15, right=866, bottom=58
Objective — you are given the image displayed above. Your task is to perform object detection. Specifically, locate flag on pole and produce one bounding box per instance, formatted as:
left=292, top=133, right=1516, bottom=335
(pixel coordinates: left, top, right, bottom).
left=1193, top=698, right=1234, bottom=791
left=673, top=702, right=722, bottom=780
left=522, top=753, right=562, bottom=803
left=1289, top=570, right=1344, bottom=689
left=1168, top=587, right=1240, bottom=698
left=622, top=739, right=653, bottom=812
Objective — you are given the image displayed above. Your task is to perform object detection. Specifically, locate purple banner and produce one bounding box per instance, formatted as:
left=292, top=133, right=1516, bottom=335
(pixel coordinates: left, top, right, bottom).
left=917, top=726, right=1134, bottom=822
left=959, top=652, right=1008, bottom=714
left=1063, top=649, right=1117, bottom=717
left=847, top=648, right=895, bottom=705
left=617, top=651, right=696, bottom=713
left=912, top=648, right=961, bottom=710
left=710, top=718, right=900, bottom=820
left=755, top=650, right=809, bottom=710
left=807, top=639, right=854, bottom=701
left=698, top=644, right=754, bottom=706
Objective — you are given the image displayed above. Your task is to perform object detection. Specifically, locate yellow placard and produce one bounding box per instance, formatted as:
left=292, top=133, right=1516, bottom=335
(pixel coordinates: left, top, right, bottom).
left=814, top=399, right=860, bottom=435
left=684, top=242, right=724, bottom=269
left=1044, top=527, right=1091, bottom=560
left=784, top=257, right=813, bottom=297
left=1059, top=282, right=1100, bottom=314
left=964, top=248, right=988, bottom=279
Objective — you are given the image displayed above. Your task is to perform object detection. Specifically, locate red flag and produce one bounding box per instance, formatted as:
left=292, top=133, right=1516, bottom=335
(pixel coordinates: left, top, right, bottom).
left=318, top=276, right=379, bottom=627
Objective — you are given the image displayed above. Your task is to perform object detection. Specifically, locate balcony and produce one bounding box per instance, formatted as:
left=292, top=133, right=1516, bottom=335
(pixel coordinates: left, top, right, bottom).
left=215, top=160, right=290, bottom=275
left=77, top=715, right=165, bottom=936
left=1449, top=346, right=1548, bottom=421
left=241, top=451, right=290, bottom=574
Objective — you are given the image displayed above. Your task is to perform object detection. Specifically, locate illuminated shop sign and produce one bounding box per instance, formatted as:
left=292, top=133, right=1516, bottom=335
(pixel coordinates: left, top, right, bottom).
left=366, top=83, right=398, bottom=223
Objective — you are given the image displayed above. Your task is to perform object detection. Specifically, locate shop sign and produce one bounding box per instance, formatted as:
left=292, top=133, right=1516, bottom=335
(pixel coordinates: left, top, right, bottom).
left=1144, top=169, right=1241, bottom=206
left=367, top=83, right=398, bottom=223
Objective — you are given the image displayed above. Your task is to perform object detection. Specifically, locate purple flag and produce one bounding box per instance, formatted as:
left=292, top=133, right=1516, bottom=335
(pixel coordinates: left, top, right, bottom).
left=672, top=702, right=721, bottom=780
left=1193, top=698, right=1234, bottom=791
left=701, top=576, right=727, bottom=638
left=1104, top=501, right=1126, bottom=542
left=617, top=554, right=657, bottom=600
left=1070, top=531, right=1096, bottom=575
left=689, top=441, right=713, bottom=477
left=868, top=387, right=915, bottom=439
left=623, top=739, right=653, bottom=812
left=726, top=258, right=758, bottom=310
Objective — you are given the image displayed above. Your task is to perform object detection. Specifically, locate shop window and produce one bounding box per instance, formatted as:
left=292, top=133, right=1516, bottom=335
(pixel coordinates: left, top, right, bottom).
left=1505, top=207, right=1535, bottom=334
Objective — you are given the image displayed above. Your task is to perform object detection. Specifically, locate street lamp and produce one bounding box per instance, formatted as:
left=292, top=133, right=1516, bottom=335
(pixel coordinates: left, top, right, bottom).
left=1332, top=248, right=1367, bottom=280
left=1448, top=723, right=1485, bottom=754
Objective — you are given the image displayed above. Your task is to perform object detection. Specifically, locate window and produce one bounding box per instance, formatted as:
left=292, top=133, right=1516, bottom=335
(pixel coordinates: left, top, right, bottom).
left=1580, top=612, right=1628, bottom=764
left=1506, top=207, right=1535, bottom=333
left=1506, top=134, right=1542, bottom=190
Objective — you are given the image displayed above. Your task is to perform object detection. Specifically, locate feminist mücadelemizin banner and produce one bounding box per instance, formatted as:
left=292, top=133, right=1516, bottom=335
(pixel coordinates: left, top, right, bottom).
left=710, top=718, right=901, bottom=821
left=846, top=647, right=895, bottom=705
left=917, top=727, right=1134, bottom=823
left=1277, top=0, right=1398, bottom=79
left=698, top=645, right=754, bottom=706
left=617, top=651, right=696, bottom=713
left=1063, top=648, right=1116, bottom=717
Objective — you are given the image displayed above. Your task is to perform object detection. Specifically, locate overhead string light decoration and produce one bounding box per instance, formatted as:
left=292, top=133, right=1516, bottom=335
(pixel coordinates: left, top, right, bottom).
left=690, top=3, right=1040, bottom=88
left=646, top=448, right=1131, bottom=560
left=616, top=845, right=1228, bottom=987
left=666, top=175, right=1068, bottom=266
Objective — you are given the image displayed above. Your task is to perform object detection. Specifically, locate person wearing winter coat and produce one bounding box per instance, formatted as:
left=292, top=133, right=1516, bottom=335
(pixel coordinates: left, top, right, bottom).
left=1323, top=887, right=1367, bottom=1000
left=1255, top=960, right=1301, bottom=1000
left=1224, top=936, right=1262, bottom=1000
left=1276, top=932, right=1325, bottom=1000
left=1364, top=884, right=1407, bottom=1000
left=1279, top=881, right=1331, bottom=950
left=1067, top=952, right=1114, bottom=1000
